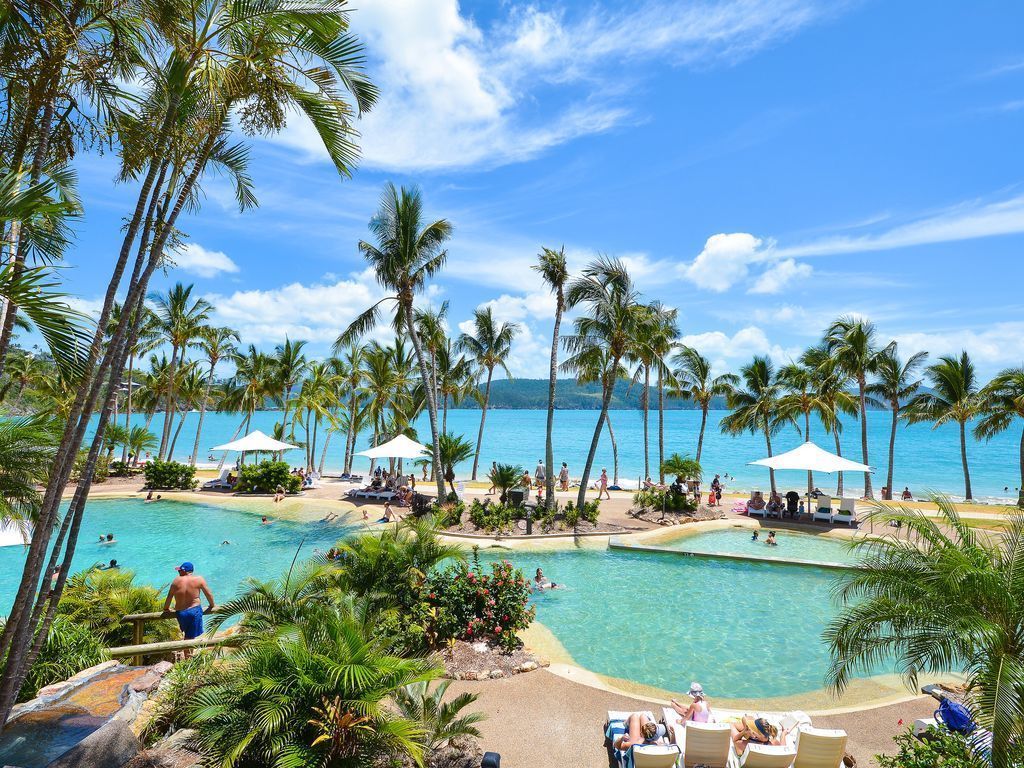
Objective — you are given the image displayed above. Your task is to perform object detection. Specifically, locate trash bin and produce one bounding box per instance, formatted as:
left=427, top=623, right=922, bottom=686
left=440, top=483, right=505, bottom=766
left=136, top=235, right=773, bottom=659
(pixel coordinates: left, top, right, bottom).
left=509, top=489, right=525, bottom=507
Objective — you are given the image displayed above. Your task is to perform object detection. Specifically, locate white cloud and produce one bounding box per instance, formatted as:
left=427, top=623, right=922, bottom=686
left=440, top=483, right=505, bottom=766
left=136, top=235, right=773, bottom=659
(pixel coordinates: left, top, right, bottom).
left=748, top=257, right=812, bottom=294
left=273, top=0, right=834, bottom=171
left=172, top=243, right=239, bottom=278
left=680, top=232, right=770, bottom=291
left=775, top=193, right=1024, bottom=259
left=679, top=325, right=796, bottom=373
left=891, top=323, right=1024, bottom=369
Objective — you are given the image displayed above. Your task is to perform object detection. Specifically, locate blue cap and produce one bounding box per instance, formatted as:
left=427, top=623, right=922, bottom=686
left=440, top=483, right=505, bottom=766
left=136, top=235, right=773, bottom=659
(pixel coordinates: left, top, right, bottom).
left=176, top=562, right=194, bottom=573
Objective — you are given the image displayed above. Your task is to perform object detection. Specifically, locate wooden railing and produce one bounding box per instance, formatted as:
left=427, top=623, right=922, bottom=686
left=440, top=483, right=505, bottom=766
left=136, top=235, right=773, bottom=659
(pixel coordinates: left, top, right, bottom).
left=115, top=610, right=237, bottom=665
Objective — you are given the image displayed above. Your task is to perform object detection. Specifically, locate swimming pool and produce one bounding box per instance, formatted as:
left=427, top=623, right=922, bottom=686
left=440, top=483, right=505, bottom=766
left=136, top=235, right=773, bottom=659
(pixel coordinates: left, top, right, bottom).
left=652, top=527, right=860, bottom=566
left=0, top=497, right=355, bottom=614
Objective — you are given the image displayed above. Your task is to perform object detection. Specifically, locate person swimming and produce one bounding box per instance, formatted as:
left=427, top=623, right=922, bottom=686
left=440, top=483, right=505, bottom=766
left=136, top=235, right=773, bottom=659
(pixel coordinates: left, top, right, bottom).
left=261, top=516, right=273, bottom=525
left=532, top=568, right=559, bottom=590
left=751, top=530, right=759, bottom=542
left=766, top=531, right=777, bottom=546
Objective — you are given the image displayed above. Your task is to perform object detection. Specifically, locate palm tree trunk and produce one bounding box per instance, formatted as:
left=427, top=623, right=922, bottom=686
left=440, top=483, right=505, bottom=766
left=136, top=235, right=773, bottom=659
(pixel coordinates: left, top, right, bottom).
left=1018, top=427, right=1024, bottom=509
left=607, top=412, right=619, bottom=485
left=343, top=391, right=356, bottom=475
left=121, top=352, right=135, bottom=463
left=281, top=385, right=291, bottom=438
left=319, top=428, right=332, bottom=475
left=959, top=420, right=973, bottom=501
left=805, top=410, right=813, bottom=496
left=886, top=403, right=898, bottom=499
left=405, top=310, right=446, bottom=500
left=858, top=377, right=873, bottom=499
left=168, top=411, right=187, bottom=459
left=765, top=425, right=776, bottom=494
left=471, top=368, right=493, bottom=481
left=833, top=428, right=845, bottom=497
left=189, top=368, right=215, bottom=466
left=696, top=406, right=708, bottom=464
left=442, top=393, right=448, bottom=433
left=544, top=296, right=562, bottom=509
left=576, top=365, right=618, bottom=509
left=158, top=345, right=179, bottom=459
left=217, top=416, right=246, bottom=471
left=642, top=366, right=650, bottom=480
left=657, top=366, right=666, bottom=484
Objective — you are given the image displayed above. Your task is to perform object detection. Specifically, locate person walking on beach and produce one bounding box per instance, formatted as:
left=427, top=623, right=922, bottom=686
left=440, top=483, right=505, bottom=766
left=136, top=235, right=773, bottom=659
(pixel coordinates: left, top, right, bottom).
left=487, top=461, right=497, bottom=495
left=162, top=562, right=216, bottom=654
left=598, top=468, right=611, bottom=500
left=534, top=459, right=546, bottom=489
left=559, top=462, right=570, bottom=491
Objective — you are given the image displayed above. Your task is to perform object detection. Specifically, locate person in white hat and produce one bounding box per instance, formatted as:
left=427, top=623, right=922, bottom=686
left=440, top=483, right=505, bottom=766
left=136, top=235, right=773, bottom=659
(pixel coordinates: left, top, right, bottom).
left=670, top=682, right=710, bottom=723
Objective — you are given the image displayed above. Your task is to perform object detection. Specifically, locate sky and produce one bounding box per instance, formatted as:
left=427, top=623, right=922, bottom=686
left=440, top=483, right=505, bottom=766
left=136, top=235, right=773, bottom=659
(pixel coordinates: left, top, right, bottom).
left=59, top=0, right=1024, bottom=380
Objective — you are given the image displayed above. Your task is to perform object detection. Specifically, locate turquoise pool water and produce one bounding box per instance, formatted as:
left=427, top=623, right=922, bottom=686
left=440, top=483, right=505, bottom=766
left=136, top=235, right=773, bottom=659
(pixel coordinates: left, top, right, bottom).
left=497, top=547, right=865, bottom=698
left=0, top=498, right=355, bottom=614
left=657, top=528, right=860, bottom=565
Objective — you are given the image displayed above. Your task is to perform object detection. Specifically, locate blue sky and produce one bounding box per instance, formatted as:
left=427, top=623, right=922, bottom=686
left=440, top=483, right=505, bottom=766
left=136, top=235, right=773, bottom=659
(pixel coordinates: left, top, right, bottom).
left=62, top=0, right=1024, bottom=379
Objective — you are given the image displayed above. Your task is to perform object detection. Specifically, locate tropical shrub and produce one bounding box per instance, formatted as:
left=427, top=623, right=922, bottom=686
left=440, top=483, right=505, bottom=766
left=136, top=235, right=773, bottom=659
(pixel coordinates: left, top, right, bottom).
left=57, top=568, right=178, bottom=647
left=139, top=653, right=217, bottom=744
left=14, top=616, right=107, bottom=702
left=427, top=550, right=535, bottom=652
left=632, top=488, right=696, bottom=513
left=186, top=605, right=441, bottom=767
left=235, top=460, right=300, bottom=494
left=395, top=680, right=483, bottom=752
left=432, top=499, right=465, bottom=528
left=467, top=499, right=517, bottom=532
left=876, top=727, right=989, bottom=768
left=562, top=499, right=600, bottom=527
left=143, top=459, right=197, bottom=490
left=71, top=449, right=110, bottom=484
left=488, top=463, right=523, bottom=504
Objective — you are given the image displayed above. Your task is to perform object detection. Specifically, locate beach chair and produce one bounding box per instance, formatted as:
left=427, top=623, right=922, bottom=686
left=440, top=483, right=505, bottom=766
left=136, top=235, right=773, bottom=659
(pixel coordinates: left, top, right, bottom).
left=748, top=491, right=767, bottom=518
left=812, top=496, right=833, bottom=524
left=607, top=712, right=671, bottom=768
left=677, top=722, right=734, bottom=768
left=792, top=727, right=847, bottom=768
left=202, top=468, right=231, bottom=490
left=832, top=498, right=858, bottom=526
left=741, top=744, right=797, bottom=767
left=634, top=745, right=682, bottom=767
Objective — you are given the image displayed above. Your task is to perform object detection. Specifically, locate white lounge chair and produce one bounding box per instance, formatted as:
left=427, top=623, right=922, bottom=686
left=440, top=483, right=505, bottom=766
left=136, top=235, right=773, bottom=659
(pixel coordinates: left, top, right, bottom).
left=792, top=727, right=847, bottom=768
left=832, top=498, right=857, bottom=526
left=741, top=743, right=797, bottom=767
left=202, top=468, right=231, bottom=489
left=748, top=491, right=767, bottom=518
left=812, top=496, right=833, bottom=523
left=677, top=722, right=734, bottom=768
left=634, top=744, right=682, bottom=768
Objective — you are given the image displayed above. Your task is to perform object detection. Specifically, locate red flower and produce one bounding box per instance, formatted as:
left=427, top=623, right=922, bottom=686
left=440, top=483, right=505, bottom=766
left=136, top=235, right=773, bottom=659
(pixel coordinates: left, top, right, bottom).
left=495, top=625, right=502, bottom=633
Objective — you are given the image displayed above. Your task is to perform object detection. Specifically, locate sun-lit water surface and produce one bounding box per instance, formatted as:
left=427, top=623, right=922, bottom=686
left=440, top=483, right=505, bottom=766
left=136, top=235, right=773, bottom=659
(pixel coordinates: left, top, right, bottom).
left=654, top=527, right=860, bottom=565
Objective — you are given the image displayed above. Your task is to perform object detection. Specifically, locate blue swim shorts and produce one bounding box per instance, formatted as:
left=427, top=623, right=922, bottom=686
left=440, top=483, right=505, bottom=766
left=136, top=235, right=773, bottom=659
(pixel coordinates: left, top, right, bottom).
left=176, top=604, right=204, bottom=639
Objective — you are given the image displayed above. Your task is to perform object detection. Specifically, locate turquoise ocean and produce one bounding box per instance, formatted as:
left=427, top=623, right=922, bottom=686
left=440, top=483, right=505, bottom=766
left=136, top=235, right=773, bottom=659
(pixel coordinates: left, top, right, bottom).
left=94, top=408, right=1021, bottom=503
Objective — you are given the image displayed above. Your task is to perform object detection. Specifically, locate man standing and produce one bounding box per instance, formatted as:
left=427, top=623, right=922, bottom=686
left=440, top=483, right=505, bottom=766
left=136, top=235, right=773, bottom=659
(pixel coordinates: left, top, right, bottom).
left=162, top=562, right=216, bottom=646
left=534, top=459, right=546, bottom=489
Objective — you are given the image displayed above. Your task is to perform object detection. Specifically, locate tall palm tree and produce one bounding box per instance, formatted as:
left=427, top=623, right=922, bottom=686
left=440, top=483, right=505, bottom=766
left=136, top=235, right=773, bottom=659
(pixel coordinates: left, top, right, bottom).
left=670, top=346, right=737, bottom=465
left=167, top=362, right=205, bottom=460
left=294, top=361, right=339, bottom=470
left=976, top=367, right=1024, bottom=508
left=866, top=346, right=928, bottom=499
left=219, top=345, right=276, bottom=469
left=628, top=303, right=676, bottom=482
left=778, top=353, right=835, bottom=495
left=907, top=351, right=982, bottom=501
left=334, top=342, right=366, bottom=476
left=337, top=184, right=452, bottom=499
left=720, top=356, right=792, bottom=494
left=533, top=246, right=569, bottom=508
left=803, top=344, right=858, bottom=496
left=826, top=498, right=1024, bottom=768
left=458, top=306, right=519, bottom=481
left=572, top=346, right=628, bottom=485
left=435, top=339, right=473, bottom=434
left=562, top=257, right=643, bottom=509
left=189, top=326, right=237, bottom=466
left=120, top=305, right=161, bottom=461
left=649, top=303, right=679, bottom=484
left=825, top=317, right=889, bottom=499
left=0, top=415, right=60, bottom=530
left=273, top=336, right=308, bottom=439
left=415, top=300, right=449, bottom=397
left=151, top=283, right=212, bottom=460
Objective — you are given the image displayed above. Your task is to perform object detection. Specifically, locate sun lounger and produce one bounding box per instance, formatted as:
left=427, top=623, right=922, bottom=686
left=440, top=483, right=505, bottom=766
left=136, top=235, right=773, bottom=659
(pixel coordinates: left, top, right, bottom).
left=202, top=468, right=232, bottom=490
left=812, top=496, right=833, bottom=523
left=832, top=498, right=857, bottom=526
left=676, top=722, right=734, bottom=768
left=606, top=711, right=672, bottom=768
left=633, top=744, right=682, bottom=767
left=741, top=743, right=797, bottom=767
left=792, top=727, right=847, bottom=768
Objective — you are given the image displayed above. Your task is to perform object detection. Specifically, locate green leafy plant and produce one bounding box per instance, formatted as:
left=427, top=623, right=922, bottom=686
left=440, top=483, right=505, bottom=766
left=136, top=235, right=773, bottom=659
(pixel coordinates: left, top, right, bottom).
left=57, top=568, right=178, bottom=647
left=143, top=459, right=197, bottom=490
left=427, top=550, right=535, bottom=652
left=488, top=463, right=523, bottom=504
left=234, top=460, right=300, bottom=494
left=13, top=616, right=107, bottom=702
left=72, top=449, right=110, bottom=484
left=140, top=653, right=218, bottom=744
left=876, top=727, right=988, bottom=768
left=467, top=498, right=517, bottom=533
left=563, top=499, right=601, bottom=528
left=632, top=488, right=696, bottom=513
left=431, top=499, right=465, bottom=528
left=395, top=680, right=483, bottom=751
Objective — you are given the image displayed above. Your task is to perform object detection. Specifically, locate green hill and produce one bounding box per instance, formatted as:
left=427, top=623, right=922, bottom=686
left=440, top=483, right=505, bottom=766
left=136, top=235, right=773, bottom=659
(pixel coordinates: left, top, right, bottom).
left=457, top=378, right=719, bottom=410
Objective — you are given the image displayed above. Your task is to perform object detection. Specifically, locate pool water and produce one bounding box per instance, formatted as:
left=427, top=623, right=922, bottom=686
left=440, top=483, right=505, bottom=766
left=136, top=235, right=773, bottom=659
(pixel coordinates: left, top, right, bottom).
left=658, top=528, right=860, bottom=565
left=496, top=547, right=874, bottom=698
left=0, top=498, right=355, bottom=614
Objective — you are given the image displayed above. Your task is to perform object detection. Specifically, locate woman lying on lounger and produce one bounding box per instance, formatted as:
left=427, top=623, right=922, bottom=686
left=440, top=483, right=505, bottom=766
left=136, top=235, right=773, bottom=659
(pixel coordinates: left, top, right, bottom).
left=730, top=716, right=787, bottom=750
left=614, top=713, right=666, bottom=751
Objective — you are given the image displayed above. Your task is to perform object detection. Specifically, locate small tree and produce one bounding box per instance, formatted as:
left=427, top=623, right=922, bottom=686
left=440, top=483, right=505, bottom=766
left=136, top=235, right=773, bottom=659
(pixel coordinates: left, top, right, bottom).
left=489, top=463, right=523, bottom=504
left=661, top=453, right=701, bottom=483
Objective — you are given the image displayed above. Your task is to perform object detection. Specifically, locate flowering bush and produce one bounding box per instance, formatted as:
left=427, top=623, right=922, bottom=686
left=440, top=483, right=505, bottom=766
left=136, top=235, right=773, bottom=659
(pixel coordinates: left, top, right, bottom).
left=426, top=549, right=535, bottom=652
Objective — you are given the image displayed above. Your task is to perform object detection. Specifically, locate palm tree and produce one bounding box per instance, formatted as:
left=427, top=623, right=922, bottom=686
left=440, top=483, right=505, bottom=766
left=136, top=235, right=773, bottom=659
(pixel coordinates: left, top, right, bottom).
left=120, top=306, right=161, bottom=461
left=167, top=362, right=205, bottom=460
left=803, top=344, right=858, bottom=496
left=0, top=415, right=59, bottom=529
left=778, top=353, right=836, bottom=495
left=670, top=346, right=738, bottom=465
left=219, top=345, right=276, bottom=469
left=435, top=339, right=473, bottom=434
left=866, top=347, right=928, bottom=499
left=826, top=498, right=1024, bottom=768
left=415, top=300, right=449, bottom=397
left=562, top=257, right=643, bottom=509
left=333, top=343, right=366, bottom=476
left=124, top=426, right=157, bottom=466
left=976, top=367, right=1024, bottom=507
left=533, top=246, right=569, bottom=508
left=907, top=351, right=982, bottom=501
left=273, top=337, right=308, bottom=439
left=720, top=356, right=792, bottom=494
left=190, top=326, right=237, bottom=466
left=395, top=680, right=483, bottom=752
left=294, top=361, right=339, bottom=470
left=628, top=303, right=676, bottom=482
left=0, top=353, right=43, bottom=402
left=488, top=463, right=524, bottom=505
left=662, top=453, right=702, bottom=483
left=337, top=184, right=452, bottom=500
left=572, top=345, right=628, bottom=485
left=648, top=303, right=679, bottom=483
left=825, top=317, right=889, bottom=499
left=151, top=283, right=212, bottom=460
left=458, top=307, right=519, bottom=481
left=426, top=432, right=476, bottom=494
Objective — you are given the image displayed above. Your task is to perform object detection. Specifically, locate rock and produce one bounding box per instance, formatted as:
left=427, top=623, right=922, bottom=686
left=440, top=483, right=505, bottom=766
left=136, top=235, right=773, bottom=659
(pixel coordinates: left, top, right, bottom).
left=130, top=696, right=161, bottom=739
left=515, top=661, right=538, bottom=673
left=37, top=660, right=121, bottom=698
left=488, top=669, right=503, bottom=679
left=471, top=641, right=489, bottom=653
left=162, top=728, right=197, bottom=749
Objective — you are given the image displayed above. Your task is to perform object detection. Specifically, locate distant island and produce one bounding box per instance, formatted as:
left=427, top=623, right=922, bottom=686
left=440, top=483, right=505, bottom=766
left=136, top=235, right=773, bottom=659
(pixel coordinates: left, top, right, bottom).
left=459, top=378, right=718, bottom=410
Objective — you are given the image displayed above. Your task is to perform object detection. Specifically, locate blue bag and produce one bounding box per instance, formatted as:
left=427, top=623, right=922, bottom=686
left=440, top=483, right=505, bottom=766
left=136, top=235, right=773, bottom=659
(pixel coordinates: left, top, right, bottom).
left=936, top=698, right=976, bottom=734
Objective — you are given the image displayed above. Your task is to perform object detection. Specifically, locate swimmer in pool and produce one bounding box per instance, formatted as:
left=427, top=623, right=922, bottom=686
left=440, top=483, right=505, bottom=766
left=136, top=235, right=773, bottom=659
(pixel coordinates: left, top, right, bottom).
left=751, top=530, right=759, bottom=542
left=766, top=531, right=777, bottom=546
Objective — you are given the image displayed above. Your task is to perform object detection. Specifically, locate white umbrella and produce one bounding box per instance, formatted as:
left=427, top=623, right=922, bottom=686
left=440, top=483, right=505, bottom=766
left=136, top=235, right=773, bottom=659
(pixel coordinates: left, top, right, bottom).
left=356, top=434, right=428, bottom=460
left=0, top=519, right=31, bottom=547
left=749, top=442, right=871, bottom=474
left=211, top=430, right=299, bottom=453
